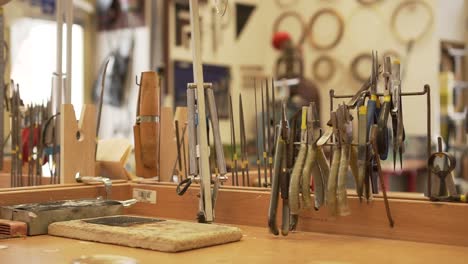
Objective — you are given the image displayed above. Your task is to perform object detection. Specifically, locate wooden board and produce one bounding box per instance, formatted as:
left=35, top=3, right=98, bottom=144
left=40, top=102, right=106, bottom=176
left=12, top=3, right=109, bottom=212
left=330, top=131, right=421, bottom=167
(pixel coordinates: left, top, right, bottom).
left=174, top=107, right=188, bottom=179
left=159, top=107, right=177, bottom=182
left=2, top=225, right=468, bottom=264
left=127, top=184, right=468, bottom=247
left=48, top=215, right=242, bottom=252
left=60, top=104, right=96, bottom=184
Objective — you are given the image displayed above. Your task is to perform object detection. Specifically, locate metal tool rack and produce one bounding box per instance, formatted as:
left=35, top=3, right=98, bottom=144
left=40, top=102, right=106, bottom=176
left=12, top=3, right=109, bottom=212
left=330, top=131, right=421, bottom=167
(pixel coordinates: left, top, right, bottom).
left=329, top=84, right=433, bottom=197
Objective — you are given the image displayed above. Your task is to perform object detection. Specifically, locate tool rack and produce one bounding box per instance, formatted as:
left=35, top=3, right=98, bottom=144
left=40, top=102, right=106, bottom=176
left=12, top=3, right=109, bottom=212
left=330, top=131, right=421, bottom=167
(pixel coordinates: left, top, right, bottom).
left=329, top=84, right=433, bottom=197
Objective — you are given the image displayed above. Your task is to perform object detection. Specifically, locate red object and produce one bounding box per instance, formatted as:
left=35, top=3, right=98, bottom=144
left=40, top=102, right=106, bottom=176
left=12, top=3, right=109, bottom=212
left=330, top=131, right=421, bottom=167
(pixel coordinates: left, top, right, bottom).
left=21, top=127, right=40, bottom=163
left=272, top=31, right=291, bottom=50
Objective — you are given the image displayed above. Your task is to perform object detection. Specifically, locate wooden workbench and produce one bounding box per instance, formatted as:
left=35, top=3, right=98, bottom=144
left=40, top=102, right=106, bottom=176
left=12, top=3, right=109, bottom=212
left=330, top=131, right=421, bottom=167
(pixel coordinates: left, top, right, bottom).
left=1, top=224, right=467, bottom=264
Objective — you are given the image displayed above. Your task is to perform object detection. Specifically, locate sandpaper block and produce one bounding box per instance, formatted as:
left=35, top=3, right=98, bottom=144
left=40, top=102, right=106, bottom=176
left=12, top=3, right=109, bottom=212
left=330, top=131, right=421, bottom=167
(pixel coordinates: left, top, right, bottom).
left=48, top=215, right=243, bottom=252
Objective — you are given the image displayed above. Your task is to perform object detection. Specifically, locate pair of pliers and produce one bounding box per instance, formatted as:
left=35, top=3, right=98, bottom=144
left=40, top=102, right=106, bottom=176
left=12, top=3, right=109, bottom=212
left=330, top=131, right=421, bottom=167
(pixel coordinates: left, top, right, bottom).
left=376, top=56, right=392, bottom=160
left=367, top=50, right=381, bottom=194
left=306, top=102, right=329, bottom=211
left=268, top=104, right=291, bottom=236
left=336, top=104, right=353, bottom=216
left=390, top=60, right=406, bottom=170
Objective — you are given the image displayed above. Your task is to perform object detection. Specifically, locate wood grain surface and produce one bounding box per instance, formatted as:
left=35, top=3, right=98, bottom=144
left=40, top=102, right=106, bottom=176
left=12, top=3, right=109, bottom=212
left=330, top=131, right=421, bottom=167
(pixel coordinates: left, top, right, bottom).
left=1, top=225, right=467, bottom=264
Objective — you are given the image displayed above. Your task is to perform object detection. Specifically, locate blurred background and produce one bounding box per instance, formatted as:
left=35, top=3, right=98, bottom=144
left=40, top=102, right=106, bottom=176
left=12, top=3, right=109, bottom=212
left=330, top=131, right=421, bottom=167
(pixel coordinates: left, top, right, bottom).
left=2, top=0, right=467, bottom=193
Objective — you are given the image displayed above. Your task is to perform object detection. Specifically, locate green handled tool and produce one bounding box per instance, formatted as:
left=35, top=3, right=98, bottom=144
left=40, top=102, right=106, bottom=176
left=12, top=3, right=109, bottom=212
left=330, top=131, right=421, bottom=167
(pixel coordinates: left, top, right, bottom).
left=336, top=104, right=352, bottom=217
left=289, top=106, right=308, bottom=216
left=326, top=112, right=340, bottom=217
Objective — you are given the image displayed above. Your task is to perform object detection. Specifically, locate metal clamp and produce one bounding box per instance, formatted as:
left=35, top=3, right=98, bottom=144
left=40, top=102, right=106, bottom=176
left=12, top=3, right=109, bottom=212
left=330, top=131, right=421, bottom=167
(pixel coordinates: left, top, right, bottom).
left=77, top=175, right=112, bottom=200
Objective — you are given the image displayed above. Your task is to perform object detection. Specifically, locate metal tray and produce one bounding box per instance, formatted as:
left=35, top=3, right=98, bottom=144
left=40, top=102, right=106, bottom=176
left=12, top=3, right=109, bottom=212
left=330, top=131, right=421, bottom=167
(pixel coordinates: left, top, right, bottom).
left=0, top=199, right=136, bottom=235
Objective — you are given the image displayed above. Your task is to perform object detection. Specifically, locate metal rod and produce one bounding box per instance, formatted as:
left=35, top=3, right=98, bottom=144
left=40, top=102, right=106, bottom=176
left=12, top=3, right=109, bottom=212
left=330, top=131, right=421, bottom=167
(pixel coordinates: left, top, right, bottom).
left=265, top=79, right=273, bottom=185
left=254, top=79, right=261, bottom=187
left=331, top=90, right=428, bottom=99
left=229, top=95, right=238, bottom=186
left=65, top=0, right=73, bottom=104
left=261, top=81, right=268, bottom=187
left=55, top=0, right=63, bottom=100
left=189, top=0, right=213, bottom=222
left=426, top=84, right=431, bottom=197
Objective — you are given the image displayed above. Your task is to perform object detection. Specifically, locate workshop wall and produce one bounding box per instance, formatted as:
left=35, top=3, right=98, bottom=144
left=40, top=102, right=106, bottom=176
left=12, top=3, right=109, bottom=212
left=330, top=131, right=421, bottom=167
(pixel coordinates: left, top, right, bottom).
left=169, top=0, right=453, bottom=144
left=261, top=0, right=439, bottom=137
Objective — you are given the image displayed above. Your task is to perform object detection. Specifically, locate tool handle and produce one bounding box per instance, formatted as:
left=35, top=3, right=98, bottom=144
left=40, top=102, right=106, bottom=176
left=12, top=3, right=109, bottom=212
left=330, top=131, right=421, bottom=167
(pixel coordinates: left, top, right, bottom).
left=187, top=88, right=198, bottom=176
left=301, top=144, right=315, bottom=209
left=289, top=144, right=307, bottom=215
left=205, top=88, right=227, bottom=175
left=316, top=146, right=330, bottom=187
left=268, top=133, right=285, bottom=236
left=281, top=198, right=290, bottom=236
left=337, top=144, right=351, bottom=216
left=326, top=147, right=341, bottom=217
left=377, top=99, right=391, bottom=160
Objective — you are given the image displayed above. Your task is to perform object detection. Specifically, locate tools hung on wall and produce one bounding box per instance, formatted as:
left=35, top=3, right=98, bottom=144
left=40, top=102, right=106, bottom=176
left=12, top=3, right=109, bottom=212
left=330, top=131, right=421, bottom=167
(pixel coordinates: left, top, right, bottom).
left=267, top=50, right=414, bottom=236
left=272, top=8, right=345, bottom=51
left=175, top=0, right=228, bottom=224
left=8, top=81, right=51, bottom=187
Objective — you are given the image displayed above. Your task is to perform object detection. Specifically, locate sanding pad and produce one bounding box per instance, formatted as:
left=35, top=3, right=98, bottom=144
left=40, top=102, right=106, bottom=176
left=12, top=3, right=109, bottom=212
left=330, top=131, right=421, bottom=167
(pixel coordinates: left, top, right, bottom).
left=48, top=215, right=242, bottom=252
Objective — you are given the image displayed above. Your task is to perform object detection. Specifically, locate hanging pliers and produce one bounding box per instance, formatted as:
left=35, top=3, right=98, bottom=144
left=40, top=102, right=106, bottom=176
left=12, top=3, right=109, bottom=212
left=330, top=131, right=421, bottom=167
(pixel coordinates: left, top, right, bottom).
left=377, top=56, right=392, bottom=160
left=367, top=50, right=380, bottom=194
left=303, top=102, right=329, bottom=211
left=268, top=104, right=290, bottom=236
left=390, top=60, right=405, bottom=170
left=336, top=104, right=353, bottom=216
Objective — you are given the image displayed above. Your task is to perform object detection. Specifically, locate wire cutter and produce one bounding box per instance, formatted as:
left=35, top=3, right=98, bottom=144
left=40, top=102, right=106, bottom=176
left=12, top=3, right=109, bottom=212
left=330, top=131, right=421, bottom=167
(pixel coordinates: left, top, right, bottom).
left=268, top=104, right=290, bottom=236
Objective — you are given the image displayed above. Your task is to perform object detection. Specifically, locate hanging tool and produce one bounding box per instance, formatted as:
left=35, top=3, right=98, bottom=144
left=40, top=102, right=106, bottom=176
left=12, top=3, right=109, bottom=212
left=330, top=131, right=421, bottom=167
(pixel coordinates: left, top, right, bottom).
left=229, top=95, right=238, bottom=186
left=336, top=104, right=352, bottom=216
left=176, top=0, right=229, bottom=223
left=239, top=94, right=249, bottom=186
left=326, top=112, right=340, bottom=217
left=268, top=104, right=290, bottom=236
left=266, top=79, right=273, bottom=185
left=357, top=94, right=369, bottom=201
left=271, top=78, right=276, bottom=154
left=35, top=105, right=46, bottom=185
left=261, top=81, right=268, bottom=187
left=289, top=106, right=308, bottom=223
left=183, top=80, right=228, bottom=222
left=309, top=103, right=329, bottom=210
left=367, top=50, right=380, bottom=194
left=27, top=105, right=34, bottom=186
left=391, top=60, right=405, bottom=170
left=254, top=79, right=262, bottom=187
left=376, top=56, right=392, bottom=160
left=370, top=124, right=395, bottom=228
left=428, top=137, right=457, bottom=198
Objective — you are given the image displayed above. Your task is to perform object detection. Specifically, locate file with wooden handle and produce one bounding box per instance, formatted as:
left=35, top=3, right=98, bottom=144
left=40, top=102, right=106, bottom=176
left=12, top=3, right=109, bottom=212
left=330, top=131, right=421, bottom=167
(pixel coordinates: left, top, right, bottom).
left=134, top=72, right=160, bottom=178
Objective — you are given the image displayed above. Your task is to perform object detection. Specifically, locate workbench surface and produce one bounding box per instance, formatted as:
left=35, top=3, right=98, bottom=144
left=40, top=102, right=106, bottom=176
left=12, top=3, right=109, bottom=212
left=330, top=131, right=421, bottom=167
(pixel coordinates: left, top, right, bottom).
left=1, top=224, right=467, bottom=264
